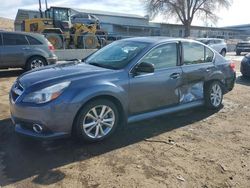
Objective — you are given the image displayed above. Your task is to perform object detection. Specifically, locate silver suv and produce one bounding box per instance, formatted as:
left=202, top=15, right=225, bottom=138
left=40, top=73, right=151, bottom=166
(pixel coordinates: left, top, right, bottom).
left=0, top=31, right=57, bottom=70
left=197, top=38, right=227, bottom=57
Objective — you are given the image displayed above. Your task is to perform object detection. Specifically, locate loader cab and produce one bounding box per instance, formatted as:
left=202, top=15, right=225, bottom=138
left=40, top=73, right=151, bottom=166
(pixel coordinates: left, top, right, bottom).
left=45, top=7, right=71, bottom=32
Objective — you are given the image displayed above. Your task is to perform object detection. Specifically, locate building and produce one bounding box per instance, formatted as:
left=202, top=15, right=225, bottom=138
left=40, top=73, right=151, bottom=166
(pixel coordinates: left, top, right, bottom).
left=14, top=8, right=249, bottom=40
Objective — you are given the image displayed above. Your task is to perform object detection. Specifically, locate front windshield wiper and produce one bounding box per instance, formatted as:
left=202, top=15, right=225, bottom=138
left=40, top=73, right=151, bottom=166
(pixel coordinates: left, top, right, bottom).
left=88, top=62, right=116, bottom=70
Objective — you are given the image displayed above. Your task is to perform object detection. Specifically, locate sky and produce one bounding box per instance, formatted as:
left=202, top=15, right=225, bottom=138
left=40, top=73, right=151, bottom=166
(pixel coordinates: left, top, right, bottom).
left=0, top=0, right=249, bottom=27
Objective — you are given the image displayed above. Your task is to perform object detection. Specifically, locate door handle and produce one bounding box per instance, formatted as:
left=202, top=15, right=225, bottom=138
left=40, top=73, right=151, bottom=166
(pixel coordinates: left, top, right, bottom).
left=170, top=73, right=181, bottom=79
left=206, top=68, right=212, bottom=72
left=22, top=47, right=30, bottom=50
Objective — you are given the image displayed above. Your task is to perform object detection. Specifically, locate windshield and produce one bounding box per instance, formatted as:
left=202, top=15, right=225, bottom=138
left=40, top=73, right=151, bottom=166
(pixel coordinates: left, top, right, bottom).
left=197, top=39, right=209, bottom=45
left=85, top=41, right=149, bottom=69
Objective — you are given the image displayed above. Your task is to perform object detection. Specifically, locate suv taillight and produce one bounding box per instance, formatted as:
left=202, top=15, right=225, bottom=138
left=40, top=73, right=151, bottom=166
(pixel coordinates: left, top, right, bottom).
left=230, top=62, right=236, bottom=72
left=48, top=42, right=55, bottom=51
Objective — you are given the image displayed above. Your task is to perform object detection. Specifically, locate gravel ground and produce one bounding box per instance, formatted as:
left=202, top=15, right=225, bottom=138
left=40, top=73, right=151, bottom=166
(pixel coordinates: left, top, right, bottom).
left=0, top=55, right=250, bottom=188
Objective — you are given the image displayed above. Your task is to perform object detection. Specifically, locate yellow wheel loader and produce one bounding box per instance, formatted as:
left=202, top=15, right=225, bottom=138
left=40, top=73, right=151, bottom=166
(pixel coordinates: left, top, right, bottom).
left=22, top=6, right=106, bottom=49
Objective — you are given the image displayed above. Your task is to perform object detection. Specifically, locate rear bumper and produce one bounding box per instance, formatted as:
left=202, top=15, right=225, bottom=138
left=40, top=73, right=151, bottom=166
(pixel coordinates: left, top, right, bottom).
left=46, top=56, right=58, bottom=65
left=225, top=72, right=236, bottom=92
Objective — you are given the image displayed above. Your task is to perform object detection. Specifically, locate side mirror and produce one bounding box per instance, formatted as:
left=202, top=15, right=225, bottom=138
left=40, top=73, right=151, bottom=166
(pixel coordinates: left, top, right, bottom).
left=133, top=62, right=155, bottom=75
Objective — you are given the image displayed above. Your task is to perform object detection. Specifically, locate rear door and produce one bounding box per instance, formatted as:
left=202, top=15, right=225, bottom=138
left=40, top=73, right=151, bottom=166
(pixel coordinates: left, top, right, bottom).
left=2, top=33, right=29, bottom=68
left=180, top=41, right=215, bottom=103
left=129, top=42, right=183, bottom=115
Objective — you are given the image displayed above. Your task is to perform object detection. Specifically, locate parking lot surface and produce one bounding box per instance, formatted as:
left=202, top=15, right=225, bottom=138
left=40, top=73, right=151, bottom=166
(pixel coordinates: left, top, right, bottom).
left=0, top=54, right=250, bottom=187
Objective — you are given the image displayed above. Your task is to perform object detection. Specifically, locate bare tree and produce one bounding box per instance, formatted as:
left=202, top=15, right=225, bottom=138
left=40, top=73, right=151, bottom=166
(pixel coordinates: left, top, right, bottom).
left=145, top=0, right=232, bottom=37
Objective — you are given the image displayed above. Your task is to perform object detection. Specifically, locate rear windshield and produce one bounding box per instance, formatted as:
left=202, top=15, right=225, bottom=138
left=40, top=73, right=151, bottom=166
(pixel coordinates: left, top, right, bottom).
left=26, top=35, right=43, bottom=45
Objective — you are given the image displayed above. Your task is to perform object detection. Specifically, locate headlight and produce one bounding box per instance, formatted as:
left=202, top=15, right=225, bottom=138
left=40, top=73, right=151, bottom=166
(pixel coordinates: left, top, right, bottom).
left=23, top=81, right=71, bottom=104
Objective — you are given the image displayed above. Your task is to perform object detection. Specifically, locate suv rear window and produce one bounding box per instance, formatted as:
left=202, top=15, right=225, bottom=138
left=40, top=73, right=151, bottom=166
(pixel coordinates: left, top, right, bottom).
left=3, top=33, right=28, bottom=45
left=26, top=35, right=43, bottom=45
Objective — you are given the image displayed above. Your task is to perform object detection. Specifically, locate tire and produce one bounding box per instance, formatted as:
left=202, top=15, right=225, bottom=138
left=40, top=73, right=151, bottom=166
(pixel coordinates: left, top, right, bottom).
left=25, top=56, right=46, bottom=71
left=46, top=33, right=63, bottom=49
left=236, top=51, right=241, bottom=56
left=77, top=33, right=99, bottom=49
left=74, top=99, right=119, bottom=142
left=204, top=81, right=223, bottom=110
left=220, top=49, right=226, bottom=57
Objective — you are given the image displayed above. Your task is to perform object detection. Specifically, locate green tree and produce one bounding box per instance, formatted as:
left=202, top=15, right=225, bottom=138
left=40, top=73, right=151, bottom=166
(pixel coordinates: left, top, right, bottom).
left=145, top=0, right=232, bottom=37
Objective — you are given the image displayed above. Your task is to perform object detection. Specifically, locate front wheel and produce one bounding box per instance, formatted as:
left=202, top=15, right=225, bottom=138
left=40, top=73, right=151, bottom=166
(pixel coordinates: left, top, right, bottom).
left=220, top=49, right=226, bottom=57
left=74, top=99, right=119, bottom=142
left=204, top=81, right=223, bottom=110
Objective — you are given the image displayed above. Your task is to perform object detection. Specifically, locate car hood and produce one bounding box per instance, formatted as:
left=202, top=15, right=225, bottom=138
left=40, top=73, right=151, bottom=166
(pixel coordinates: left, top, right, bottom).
left=237, top=41, right=250, bottom=45
left=18, top=61, right=113, bottom=88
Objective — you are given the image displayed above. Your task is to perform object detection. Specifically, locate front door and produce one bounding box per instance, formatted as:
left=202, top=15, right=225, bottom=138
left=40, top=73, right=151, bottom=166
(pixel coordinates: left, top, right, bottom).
left=129, top=42, right=182, bottom=115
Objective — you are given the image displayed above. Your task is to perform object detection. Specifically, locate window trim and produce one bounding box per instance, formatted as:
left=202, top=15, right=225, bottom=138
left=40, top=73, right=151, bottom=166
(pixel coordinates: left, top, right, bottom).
left=0, top=33, right=3, bottom=46
left=180, top=41, right=215, bottom=66
left=25, top=35, right=43, bottom=45
left=130, top=41, right=180, bottom=75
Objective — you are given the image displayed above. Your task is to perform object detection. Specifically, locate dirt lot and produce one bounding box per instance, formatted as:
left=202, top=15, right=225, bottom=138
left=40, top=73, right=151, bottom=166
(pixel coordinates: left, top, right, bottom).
left=0, top=55, right=250, bottom=188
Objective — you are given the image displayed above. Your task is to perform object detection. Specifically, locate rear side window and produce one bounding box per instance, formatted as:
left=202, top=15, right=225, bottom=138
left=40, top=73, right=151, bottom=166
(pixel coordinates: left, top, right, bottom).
left=3, top=33, right=28, bottom=45
left=205, top=47, right=214, bottom=62
left=183, top=42, right=214, bottom=64
left=183, top=42, right=205, bottom=65
left=26, top=35, right=43, bottom=45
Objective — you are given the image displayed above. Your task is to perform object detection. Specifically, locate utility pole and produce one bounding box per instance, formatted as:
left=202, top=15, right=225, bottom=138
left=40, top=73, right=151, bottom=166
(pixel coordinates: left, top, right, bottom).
left=39, top=0, right=43, bottom=18
left=45, top=0, right=48, bottom=10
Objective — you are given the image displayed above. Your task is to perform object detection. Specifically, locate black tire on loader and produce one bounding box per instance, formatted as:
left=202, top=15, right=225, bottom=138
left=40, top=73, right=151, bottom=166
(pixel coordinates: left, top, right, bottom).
left=46, top=33, right=63, bottom=49
left=77, top=33, right=99, bottom=49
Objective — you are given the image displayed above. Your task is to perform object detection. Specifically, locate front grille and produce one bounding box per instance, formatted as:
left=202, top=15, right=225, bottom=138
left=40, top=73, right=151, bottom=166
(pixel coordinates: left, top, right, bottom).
left=237, top=43, right=250, bottom=47
left=11, top=81, right=24, bottom=102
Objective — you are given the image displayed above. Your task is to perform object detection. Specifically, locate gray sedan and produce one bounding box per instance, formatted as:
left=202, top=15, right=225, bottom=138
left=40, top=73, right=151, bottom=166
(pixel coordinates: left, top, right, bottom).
left=9, top=37, right=236, bottom=142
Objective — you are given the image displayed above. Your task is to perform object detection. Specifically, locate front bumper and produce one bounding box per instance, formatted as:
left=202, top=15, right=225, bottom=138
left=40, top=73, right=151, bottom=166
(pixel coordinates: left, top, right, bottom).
left=9, top=95, right=77, bottom=140
left=236, top=47, right=250, bottom=52
left=14, top=123, right=69, bottom=140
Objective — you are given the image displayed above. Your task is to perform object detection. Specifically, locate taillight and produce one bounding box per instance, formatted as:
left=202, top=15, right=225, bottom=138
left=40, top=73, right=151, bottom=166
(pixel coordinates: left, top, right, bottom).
left=48, top=42, right=55, bottom=51
left=230, top=62, right=236, bottom=71
left=48, top=44, right=55, bottom=51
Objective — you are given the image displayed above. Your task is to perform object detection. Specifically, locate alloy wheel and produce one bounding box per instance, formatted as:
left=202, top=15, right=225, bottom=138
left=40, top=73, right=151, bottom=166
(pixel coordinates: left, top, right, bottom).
left=210, top=84, right=222, bottom=107
left=82, top=105, right=115, bottom=139
left=30, top=59, right=44, bottom=69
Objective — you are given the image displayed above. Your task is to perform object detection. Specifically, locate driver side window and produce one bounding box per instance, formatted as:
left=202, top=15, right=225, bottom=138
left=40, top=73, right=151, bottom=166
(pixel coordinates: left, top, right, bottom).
left=140, top=43, right=178, bottom=70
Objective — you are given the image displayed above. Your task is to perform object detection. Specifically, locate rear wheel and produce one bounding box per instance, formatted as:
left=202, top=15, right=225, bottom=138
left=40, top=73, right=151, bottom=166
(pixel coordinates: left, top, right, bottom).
left=204, top=81, right=223, bottom=110
left=74, top=99, right=119, bottom=142
left=25, top=56, right=46, bottom=71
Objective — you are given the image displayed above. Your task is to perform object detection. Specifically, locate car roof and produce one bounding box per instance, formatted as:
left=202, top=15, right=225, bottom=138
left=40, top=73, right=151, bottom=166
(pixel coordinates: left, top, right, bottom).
left=197, top=38, right=224, bottom=41
left=0, top=30, right=44, bottom=38
left=121, top=37, right=198, bottom=45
